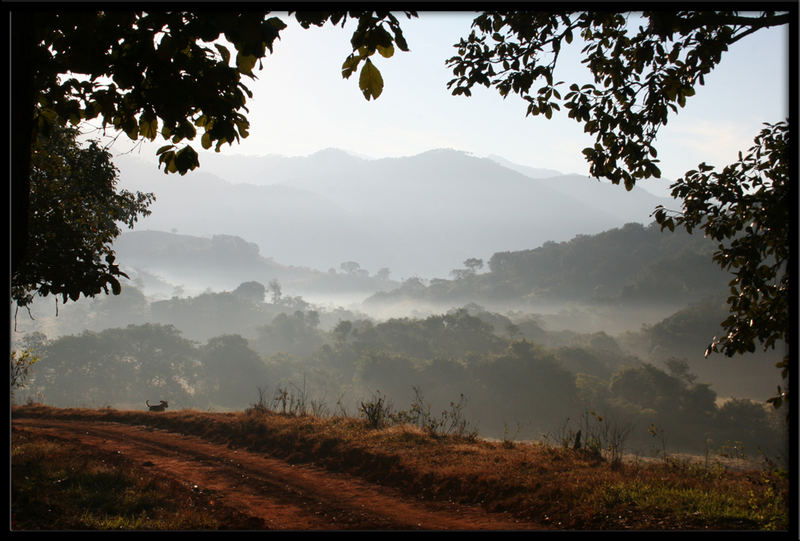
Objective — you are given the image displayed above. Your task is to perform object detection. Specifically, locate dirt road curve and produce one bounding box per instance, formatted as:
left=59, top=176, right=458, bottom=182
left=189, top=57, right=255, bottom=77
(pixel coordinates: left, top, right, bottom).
left=13, top=417, right=540, bottom=530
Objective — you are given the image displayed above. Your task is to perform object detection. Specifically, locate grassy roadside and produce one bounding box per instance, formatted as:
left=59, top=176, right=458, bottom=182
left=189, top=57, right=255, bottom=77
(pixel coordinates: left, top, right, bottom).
left=11, top=404, right=789, bottom=530
left=11, top=426, right=266, bottom=530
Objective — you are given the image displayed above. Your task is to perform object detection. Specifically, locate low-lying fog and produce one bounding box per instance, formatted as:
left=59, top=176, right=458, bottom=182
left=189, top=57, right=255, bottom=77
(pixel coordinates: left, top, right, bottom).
left=12, top=150, right=788, bottom=464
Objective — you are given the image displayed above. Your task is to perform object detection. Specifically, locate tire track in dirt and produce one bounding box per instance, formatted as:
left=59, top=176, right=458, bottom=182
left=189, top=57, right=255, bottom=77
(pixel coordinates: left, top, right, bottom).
left=13, top=418, right=540, bottom=530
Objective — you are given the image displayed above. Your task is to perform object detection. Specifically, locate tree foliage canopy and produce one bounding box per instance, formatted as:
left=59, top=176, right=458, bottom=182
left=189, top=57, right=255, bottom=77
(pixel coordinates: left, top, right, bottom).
left=12, top=124, right=154, bottom=309
left=445, top=10, right=792, bottom=406
left=11, top=8, right=416, bottom=307
left=446, top=10, right=790, bottom=189
left=654, top=120, right=790, bottom=407
left=26, top=10, right=415, bottom=176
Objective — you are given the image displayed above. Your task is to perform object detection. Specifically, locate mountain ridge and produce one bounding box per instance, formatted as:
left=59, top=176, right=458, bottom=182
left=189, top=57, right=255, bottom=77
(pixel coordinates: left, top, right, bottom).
left=114, top=148, right=678, bottom=278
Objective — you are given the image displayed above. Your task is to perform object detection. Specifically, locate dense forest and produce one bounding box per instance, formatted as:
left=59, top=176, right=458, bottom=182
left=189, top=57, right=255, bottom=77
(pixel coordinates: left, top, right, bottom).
left=12, top=222, right=787, bottom=462
left=366, top=222, right=727, bottom=311
left=14, top=307, right=786, bottom=459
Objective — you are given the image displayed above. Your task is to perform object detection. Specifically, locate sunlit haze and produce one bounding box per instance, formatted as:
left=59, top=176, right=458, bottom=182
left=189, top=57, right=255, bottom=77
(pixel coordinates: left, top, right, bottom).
left=13, top=10, right=791, bottom=484
left=110, top=11, right=789, bottom=198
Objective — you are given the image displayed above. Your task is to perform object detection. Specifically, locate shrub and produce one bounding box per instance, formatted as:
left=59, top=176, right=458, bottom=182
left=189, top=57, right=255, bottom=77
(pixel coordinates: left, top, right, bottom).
left=360, top=391, right=393, bottom=429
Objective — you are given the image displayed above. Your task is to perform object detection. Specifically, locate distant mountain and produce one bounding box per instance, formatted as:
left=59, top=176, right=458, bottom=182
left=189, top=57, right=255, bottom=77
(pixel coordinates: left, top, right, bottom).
left=146, top=147, right=368, bottom=187
left=115, top=148, right=679, bottom=278
left=489, top=155, right=675, bottom=222
left=486, top=154, right=564, bottom=178
left=115, top=157, right=387, bottom=276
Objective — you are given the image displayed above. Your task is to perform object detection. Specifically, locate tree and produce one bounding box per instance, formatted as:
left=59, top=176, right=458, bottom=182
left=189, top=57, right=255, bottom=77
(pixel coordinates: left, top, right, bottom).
left=654, top=121, right=790, bottom=408
left=472, top=340, right=580, bottom=433
left=233, top=281, right=267, bottom=303
left=27, top=323, right=200, bottom=407
left=450, top=268, right=471, bottom=280
left=267, top=279, right=282, bottom=304
left=251, top=311, right=324, bottom=357
left=464, top=258, right=484, bottom=274
left=445, top=10, right=791, bottom=405
left=451, top=258, right=484, bottom=280
left=11, top=350, right=40, bottom=398
left=333, top=320, right=353, bottom=344
left=664, top=357, right=697, bottom=386
left=340, top=261, right=362, bottom=275
left=11, top=8, right=416, bottom=298
left=200, top=334, right=270, bottom=408
left=447, top=10, right=790, bottom=188
left=305, top=310, right=321, bottom=329
left=609, top=363, right=684, bottom=412
left=12, top=123, right=154, bottom=310
left=505, top=322, right=522, bottom=340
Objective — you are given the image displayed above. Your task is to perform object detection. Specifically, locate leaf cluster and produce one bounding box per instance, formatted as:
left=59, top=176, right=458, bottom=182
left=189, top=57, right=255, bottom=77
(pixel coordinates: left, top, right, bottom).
left=653, top=121, right=790, bottom=407
left=12, top=124, right=154, bottom=309
left=11, top=349, right=40, bottom=395
left=330, top=11, right=416, bottom=100
left=33, top=11, right=282, bottom=174
left=446, top=10, right=789, bottom=190
left=31, top=10, right=417, bottom=175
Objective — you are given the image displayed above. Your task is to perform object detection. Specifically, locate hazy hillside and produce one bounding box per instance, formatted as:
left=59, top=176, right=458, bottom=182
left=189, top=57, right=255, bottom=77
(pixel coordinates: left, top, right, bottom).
left=487, top=154, right=674, bottom=211
left=113, top=230, right=398, bottom=301
left=366, top=222, right=729, bottom=315
left=485, top=155, right=564, bottom=178
left=617, top=296, right=786, bottom=401
left=114, top=149, right=678, bottom=279
left=114, top=159, right=389, bottom=279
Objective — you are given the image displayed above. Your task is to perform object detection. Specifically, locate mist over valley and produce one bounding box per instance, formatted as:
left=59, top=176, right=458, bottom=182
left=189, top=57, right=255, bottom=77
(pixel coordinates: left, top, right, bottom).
left=113, top=148, right=679, bottom=280
left=13, top=149, right=787, bottom=461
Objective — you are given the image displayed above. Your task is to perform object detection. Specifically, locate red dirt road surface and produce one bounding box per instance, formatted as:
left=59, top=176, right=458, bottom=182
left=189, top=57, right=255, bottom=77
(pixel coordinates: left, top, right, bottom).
left=13, top=417, right=541, bottom=530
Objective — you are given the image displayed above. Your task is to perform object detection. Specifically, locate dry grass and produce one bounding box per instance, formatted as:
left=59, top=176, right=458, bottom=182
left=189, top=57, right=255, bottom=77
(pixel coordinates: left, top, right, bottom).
left=11, top=424, right=266, bottom=530
left=11, top=404, right=789, bottom=530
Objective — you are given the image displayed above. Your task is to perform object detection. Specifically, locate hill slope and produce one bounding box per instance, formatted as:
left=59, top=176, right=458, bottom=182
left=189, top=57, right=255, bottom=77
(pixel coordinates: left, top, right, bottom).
left=113, top=230, right=397, bottom=300
left=115, top=149, right=677, bottom=278
left=366, top=222, right=729, bottom=313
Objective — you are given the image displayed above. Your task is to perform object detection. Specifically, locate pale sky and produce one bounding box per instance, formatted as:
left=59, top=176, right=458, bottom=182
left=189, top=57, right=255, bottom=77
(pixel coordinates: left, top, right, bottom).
left=114, top=11, right=790, bottom=198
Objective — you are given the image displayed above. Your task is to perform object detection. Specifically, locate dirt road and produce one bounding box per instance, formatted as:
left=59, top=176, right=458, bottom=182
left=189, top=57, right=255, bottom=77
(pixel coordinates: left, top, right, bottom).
left=13, top=417, right=541, bottom=530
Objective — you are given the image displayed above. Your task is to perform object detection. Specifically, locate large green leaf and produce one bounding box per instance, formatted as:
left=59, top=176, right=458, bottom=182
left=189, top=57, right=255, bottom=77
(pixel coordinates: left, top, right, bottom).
left=139, top=111, right=158, bottom=140
left=236, top=53, right=258, bottom=75
left=341, top=54, right=361, bottom=79
left=376, top=44, right=394, bottom=58
left=359, top=58, right=383, bottom=100
left=201, top=131, right=212, bottom=149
